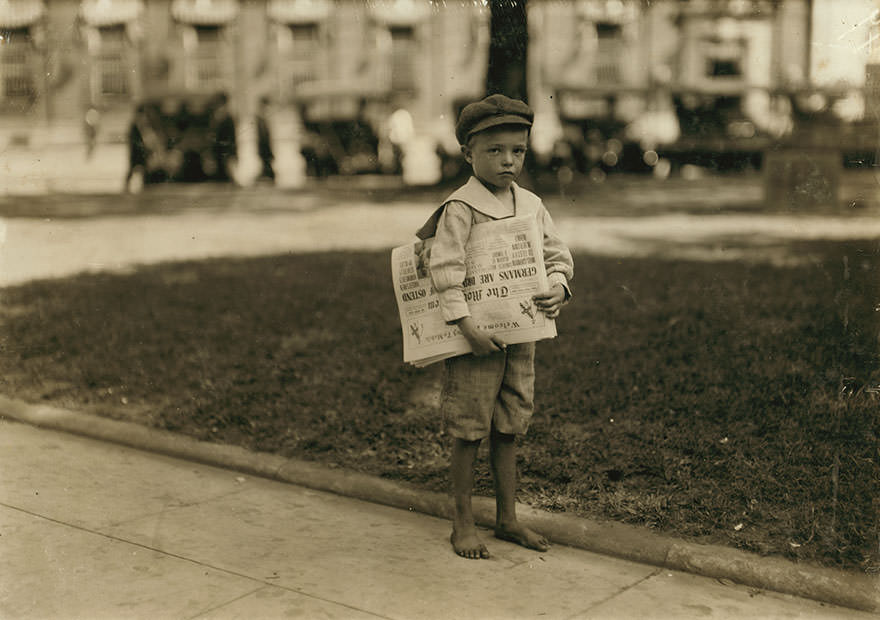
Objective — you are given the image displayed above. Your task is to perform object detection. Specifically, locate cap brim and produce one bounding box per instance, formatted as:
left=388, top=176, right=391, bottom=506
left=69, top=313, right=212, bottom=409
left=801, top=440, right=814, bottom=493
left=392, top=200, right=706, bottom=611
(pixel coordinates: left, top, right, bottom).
left=466, top=115, right=532, bottom=141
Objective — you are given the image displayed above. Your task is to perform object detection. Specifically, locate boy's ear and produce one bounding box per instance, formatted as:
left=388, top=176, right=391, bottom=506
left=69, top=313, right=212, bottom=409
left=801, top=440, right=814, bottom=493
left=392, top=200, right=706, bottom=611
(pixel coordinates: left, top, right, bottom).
left=461, top=144, right=472, bottom=163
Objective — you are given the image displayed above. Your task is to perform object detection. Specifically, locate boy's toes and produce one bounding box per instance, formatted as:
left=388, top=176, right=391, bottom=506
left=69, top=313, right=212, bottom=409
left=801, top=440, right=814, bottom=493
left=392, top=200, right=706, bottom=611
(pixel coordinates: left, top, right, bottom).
left=457, top=545, right=487, bottom=560
left=462, top=543, right=489, bottom=559
left=451, top=532, right=491, bottom=560
left=495, top=524, right=550, bottom=552
left=530, top=532, right=550, bottom=551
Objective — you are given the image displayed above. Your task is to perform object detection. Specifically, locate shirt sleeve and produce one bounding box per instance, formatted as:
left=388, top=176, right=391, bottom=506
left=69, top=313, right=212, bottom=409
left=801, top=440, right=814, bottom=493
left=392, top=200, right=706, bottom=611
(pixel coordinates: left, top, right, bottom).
left=427, top=201, right=473, bottom=323
left=540, top=204, right=574, bottom=300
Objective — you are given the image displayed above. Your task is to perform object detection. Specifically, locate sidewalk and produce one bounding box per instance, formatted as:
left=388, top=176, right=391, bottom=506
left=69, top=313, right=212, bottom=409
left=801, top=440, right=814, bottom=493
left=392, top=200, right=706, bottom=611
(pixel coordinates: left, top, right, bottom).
left=1, top=419, right=873, bottom=620
left=5, top=187, right=880, bottom=288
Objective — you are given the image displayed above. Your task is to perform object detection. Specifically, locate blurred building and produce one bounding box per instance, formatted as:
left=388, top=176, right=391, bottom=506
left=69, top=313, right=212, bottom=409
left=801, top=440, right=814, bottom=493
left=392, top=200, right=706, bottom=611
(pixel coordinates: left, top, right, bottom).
left=0, top=0, right=488, bottom=191
left=528, top=0, right=878, bottom=177
left=0, top=0, right=876, bottom=193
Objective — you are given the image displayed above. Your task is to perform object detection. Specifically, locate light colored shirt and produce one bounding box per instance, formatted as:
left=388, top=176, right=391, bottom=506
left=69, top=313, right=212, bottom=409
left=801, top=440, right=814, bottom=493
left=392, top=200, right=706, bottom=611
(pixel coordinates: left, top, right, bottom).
left=423, top=176, right=574, bottom=324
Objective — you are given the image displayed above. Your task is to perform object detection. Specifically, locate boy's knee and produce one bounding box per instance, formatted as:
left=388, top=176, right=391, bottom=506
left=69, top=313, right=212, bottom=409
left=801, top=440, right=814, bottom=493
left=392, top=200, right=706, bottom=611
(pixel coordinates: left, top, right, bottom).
left=490, top=428, right=516, bottom=443
left=454, top=436, right=482, bottom=449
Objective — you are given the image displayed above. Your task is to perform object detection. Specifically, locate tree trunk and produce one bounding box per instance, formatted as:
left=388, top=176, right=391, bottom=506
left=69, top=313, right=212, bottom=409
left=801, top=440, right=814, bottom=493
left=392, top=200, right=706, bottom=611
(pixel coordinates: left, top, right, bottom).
left=486, top=0, right=529, bottom=102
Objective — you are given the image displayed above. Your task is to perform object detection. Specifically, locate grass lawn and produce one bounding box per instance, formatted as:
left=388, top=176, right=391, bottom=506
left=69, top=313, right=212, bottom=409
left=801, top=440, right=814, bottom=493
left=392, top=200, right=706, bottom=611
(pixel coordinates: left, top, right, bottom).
left=0, top=240, right=877, bottom=572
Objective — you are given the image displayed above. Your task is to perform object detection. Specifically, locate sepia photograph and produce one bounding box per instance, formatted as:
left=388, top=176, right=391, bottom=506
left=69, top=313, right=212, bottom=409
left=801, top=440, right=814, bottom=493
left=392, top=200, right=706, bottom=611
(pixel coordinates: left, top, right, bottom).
left=0, top=0, right=878, bottom=618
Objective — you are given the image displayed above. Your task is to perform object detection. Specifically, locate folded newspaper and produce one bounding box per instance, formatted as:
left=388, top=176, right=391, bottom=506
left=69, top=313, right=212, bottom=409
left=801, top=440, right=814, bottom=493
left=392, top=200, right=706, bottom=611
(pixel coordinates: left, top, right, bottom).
left=391, top=215, right=556, bottom=367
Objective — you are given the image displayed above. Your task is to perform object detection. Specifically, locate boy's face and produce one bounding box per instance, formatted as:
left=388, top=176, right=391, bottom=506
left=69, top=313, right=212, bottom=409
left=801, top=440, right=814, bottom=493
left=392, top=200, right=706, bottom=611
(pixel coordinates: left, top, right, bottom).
left=462, top=126, right=529, bottom=191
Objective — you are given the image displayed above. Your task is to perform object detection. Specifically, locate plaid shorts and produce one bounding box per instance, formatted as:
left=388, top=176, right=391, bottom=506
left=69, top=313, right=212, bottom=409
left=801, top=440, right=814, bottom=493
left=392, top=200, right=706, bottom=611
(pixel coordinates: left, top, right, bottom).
left=441, top=342, right=536, bottom=441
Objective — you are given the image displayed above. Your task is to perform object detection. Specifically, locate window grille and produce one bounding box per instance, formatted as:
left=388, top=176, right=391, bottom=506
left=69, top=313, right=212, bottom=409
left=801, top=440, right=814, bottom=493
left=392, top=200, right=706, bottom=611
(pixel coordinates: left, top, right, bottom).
left=0, top=28, right=35, bottom=103
left=389, top=26, right=416, bottom=92
left=97, top=25, right=129, bottom=97
left=595, top=22, right=622, bottom=85
left=287, top=22, right=318, bottom=85
left=196, top=26, right=223, bottom=90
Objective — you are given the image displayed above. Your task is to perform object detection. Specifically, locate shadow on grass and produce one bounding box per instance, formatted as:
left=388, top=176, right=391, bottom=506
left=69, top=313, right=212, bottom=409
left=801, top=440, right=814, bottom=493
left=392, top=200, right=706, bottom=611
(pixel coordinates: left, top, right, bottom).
left=0, top=242, right=877, bottom=572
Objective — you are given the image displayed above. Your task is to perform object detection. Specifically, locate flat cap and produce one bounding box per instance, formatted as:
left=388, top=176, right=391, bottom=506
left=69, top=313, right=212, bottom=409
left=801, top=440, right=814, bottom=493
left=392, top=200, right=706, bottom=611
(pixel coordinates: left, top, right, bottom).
left=455, top=94, right=534, bottom=145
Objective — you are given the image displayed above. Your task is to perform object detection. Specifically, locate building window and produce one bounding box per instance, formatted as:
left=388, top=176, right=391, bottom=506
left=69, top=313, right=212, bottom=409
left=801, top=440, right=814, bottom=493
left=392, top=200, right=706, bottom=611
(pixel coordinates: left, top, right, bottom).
left=289, top=23, right=317, bottom=56
left=193, top=25, right=223, bottom=88
left=595, top=22, right=623, bottom=84
left=389, top=25, right=416, bottom=92
left=0, top=27, right=36, bottom=105
left=286, top=22, right=319, bottom=85
left=181, top=24, right=228, bottom=92
left=96, top=24, right=129, bottom=97
left=699, top=37, right=746, bottom=83
left=708, top=58, right=742, bottom=78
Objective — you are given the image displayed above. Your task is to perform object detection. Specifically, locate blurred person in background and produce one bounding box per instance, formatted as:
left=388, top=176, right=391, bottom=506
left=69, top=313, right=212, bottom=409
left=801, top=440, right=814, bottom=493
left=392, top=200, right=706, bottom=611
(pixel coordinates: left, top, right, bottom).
left=256, top=95, right=275, bottom=182
left=84, top=107, right=100, bottom=159
left=125, top=103, right=175, bottom=192
left=208, top=92, right=238, bottom=182
left=125, top=104, right=149, bottom=193
left=159, top=96, right=186, bottom=180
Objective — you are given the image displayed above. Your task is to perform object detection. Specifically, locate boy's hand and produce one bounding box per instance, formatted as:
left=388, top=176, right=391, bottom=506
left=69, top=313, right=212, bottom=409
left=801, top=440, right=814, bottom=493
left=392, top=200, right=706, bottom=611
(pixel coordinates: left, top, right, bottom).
left=533, top=284, right=567, bottom=319
left=456, top=317, right=506, bottom=356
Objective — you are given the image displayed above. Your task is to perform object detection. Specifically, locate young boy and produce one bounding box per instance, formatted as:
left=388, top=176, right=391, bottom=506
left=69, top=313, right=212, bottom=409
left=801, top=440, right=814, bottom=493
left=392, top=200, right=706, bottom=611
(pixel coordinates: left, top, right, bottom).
left=418, top=94, right=574, bottom=559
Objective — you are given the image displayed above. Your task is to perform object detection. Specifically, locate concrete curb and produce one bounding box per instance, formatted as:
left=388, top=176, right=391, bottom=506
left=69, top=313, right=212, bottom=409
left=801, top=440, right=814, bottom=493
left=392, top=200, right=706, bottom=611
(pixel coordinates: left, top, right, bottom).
left=2, top=395, right=877, bottom=614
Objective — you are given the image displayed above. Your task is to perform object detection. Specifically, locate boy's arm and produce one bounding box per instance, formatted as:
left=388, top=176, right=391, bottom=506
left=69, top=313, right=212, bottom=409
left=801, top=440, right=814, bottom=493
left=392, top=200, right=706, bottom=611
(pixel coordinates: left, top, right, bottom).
left=428, top=201, right=474, bottom=324
left=533, top=204, right=573, bottom=318
left=540, top=204, right=574, bottom=301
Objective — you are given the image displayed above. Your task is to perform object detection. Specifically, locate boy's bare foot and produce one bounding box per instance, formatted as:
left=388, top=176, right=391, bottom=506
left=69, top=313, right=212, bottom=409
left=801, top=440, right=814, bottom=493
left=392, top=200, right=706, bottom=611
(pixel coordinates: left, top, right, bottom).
left=494, top=523, right=550, bottom=552
left=450, top=528, right=490, bottom=559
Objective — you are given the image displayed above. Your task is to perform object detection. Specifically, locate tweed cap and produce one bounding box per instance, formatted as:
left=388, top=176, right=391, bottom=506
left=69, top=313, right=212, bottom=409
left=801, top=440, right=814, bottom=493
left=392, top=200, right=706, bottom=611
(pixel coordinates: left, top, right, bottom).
left=455, top=94, right=534, bottom=145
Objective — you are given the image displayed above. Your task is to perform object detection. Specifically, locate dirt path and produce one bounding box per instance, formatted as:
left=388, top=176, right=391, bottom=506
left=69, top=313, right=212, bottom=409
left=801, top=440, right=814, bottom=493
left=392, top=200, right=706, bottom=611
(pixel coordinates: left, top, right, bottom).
left=2, top=201, right=880, bottom=287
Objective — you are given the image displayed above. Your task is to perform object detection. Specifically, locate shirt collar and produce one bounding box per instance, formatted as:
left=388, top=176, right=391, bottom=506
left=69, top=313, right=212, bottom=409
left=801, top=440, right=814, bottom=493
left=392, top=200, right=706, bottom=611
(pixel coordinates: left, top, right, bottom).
left=415, top=176, right=529, bottom=240
left=443, top=176, right=517, bottom=219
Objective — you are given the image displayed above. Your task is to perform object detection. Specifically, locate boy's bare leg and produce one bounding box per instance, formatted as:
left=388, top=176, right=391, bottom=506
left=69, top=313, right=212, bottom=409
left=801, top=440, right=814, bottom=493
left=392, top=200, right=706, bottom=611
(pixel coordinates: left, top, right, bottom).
left=450, top=437, right=490, bottom=559
left=490, top=430, right=550, bottom=552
